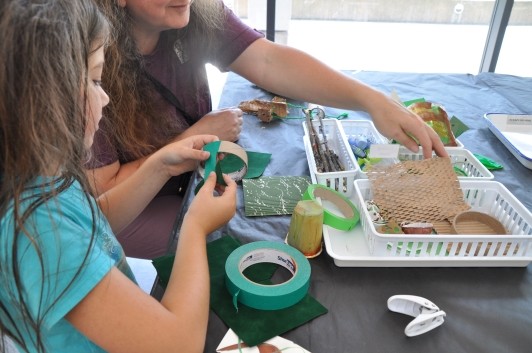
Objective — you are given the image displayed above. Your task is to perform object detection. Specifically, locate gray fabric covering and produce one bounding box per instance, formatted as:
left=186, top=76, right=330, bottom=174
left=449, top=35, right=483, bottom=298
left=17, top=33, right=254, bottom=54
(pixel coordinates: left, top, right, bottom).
left=167, top=71, right=532, bottom=353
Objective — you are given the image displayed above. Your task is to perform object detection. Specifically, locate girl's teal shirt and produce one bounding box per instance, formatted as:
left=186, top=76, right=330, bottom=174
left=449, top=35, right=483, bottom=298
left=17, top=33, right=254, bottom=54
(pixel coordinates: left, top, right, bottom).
left=0, top=179, right=135, bottom=352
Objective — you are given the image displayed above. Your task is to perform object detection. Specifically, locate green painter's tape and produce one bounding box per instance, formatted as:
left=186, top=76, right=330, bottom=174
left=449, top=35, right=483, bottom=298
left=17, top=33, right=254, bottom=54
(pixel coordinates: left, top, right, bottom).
left=302, top=184, right=360, bottom=231
left=225, top=241, right=311, bottom=311
left=203, top=140, right=222, bottom=178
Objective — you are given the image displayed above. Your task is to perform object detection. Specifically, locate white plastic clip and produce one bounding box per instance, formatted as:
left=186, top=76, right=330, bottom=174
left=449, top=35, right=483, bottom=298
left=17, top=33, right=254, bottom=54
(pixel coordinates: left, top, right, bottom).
left=387, top=295, right=446, bottom=337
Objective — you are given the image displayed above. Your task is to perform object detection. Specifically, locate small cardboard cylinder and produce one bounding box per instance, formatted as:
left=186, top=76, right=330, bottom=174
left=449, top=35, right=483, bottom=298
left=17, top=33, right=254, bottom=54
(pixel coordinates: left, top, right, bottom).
left=287, top=200, right=324, bottom=257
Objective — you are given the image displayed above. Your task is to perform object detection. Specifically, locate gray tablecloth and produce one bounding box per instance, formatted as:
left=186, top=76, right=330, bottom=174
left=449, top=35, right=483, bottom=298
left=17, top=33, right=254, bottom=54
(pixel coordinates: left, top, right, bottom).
left=171, top=71, right=532, bottom=353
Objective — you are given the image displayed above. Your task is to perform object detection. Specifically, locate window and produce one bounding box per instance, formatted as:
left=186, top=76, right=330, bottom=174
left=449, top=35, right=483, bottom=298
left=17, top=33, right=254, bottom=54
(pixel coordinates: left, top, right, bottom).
left=229, top=0, right=531, bottom=76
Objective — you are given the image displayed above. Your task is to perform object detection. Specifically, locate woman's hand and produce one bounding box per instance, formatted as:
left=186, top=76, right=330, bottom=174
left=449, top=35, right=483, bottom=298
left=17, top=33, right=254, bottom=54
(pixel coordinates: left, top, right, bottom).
left=185, top=172, right=237, bottom=235
left=367, top=95, right=448, bottom=159
left=185, top=108, right=244, bottom=142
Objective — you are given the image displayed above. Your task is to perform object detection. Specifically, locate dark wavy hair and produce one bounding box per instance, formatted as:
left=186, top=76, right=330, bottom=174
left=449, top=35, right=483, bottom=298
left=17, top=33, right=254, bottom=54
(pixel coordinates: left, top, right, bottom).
left=93, top=0, right=225, bottom=159
left=0, top=0, right=109, bottom=352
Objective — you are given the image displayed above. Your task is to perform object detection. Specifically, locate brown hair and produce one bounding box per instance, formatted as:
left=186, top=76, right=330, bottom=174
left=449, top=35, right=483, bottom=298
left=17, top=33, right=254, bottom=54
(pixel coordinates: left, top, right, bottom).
left=0, top=1, right=109, bottom=351
left=94, top=0, right=225, bottom=159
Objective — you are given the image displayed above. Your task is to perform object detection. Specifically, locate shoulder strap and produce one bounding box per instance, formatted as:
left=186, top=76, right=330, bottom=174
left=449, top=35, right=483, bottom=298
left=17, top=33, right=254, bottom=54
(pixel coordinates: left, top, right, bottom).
left=146, top=74, right=196, bottom=126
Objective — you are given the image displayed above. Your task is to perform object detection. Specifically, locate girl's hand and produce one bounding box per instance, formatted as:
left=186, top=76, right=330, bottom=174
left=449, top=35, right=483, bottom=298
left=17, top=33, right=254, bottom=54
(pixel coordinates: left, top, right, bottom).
left=185, top=172, right=237, bottom=235
left=155, top=134, right=218, bottom=177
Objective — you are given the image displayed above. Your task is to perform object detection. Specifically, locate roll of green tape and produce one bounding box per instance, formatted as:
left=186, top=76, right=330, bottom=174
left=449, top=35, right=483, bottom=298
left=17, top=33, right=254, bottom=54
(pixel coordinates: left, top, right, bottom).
left=302, top=184, right=360, bottom=231
left=225, top=241, right=311, bottom=311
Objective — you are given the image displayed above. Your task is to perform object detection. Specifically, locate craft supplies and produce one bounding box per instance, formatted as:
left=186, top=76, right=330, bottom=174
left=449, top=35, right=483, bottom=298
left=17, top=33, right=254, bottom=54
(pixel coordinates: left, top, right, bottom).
left=366, top=157, right=470, bottom=226
left=407, top=101, right=458, bottom=147
left=304, top=107, right=344, bottom=173
left=303, top=119, right=360, bottom=196
left=200, top=141, right=248, bottom=183
left=286, top=200, right=324, bottom=258
left=353, top=178, right=532, bottom=259
left=225, top=241, right=311, bottom=311
left=302, top=184, right=360, bottom=231
left=216, top=329, right=310, bottom=353
left=242, top=176, right=311, bottom=217
left=239, top=97, right=288, bottom=122
left=400, top=222, right=434, bottom=235
left=388, top=295, right=446, bottom=337
left=473, top=152, right=504, bottom=171
left=451, top=210, right=507, bottom=235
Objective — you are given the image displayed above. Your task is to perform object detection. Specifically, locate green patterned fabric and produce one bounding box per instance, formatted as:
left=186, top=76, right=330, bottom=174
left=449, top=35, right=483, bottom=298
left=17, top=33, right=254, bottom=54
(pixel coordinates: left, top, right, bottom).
left=243, top=176, right=311, bottom=216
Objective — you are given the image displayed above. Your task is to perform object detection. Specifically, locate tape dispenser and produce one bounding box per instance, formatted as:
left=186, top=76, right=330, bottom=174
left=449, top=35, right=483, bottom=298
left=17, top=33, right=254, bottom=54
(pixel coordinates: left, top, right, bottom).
left=387, top=295, right=446, bottom=337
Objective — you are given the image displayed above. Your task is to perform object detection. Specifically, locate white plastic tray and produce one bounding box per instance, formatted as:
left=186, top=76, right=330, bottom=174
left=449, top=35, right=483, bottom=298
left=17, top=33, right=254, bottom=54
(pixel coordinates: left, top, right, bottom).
left=323, top=224, right=532, bottom=267
left=484, top=113, right=532, bottom=169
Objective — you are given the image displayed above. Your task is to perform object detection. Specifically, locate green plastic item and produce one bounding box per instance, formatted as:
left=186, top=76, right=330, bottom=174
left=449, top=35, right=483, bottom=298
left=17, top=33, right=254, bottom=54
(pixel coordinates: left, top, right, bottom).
left=473, top=153, right=504, bottom=170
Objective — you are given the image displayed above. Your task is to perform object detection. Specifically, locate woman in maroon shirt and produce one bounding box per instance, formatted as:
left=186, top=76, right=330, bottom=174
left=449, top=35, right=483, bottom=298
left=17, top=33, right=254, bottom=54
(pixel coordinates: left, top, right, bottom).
left=89, top=0, right=447, bottom=259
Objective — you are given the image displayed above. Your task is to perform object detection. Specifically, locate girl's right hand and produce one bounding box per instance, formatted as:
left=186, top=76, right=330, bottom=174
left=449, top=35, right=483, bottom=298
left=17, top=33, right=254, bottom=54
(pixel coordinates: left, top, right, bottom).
left=155, top=134, right=218, bottom=177
left=185, top=172, right=237, bottom=235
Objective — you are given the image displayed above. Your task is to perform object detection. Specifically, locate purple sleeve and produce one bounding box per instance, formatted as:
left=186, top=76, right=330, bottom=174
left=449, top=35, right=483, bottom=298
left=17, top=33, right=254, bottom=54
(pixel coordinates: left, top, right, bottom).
left=85, top=120, right=119, bottom=169
left=210, top=2, right=264, bottom=71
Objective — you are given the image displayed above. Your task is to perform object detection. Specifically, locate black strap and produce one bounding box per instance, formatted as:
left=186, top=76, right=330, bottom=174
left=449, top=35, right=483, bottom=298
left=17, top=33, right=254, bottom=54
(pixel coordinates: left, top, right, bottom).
left=147, top=74, right=196, bottom=126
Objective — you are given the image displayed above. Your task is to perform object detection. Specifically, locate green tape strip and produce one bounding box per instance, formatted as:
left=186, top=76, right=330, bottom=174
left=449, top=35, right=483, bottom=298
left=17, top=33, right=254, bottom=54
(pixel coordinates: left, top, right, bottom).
left=203, top=140, right=222, bottom=179
left=200, top=141, right=248, bottom=186
left=302, top=184, right=360, bottom=231
left=225, top=241, right=311, bottom=311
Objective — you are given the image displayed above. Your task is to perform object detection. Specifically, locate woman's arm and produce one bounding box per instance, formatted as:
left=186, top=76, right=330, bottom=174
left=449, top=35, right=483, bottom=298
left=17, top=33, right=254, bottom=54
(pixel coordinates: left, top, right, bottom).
left=229, top=38, right=448, bottom=159
left=67, top=172, right=237, bottom=353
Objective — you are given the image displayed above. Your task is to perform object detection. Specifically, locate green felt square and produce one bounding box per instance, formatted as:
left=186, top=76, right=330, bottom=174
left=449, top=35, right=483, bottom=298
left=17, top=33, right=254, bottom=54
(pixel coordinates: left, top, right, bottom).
left=152, top=235, right=328, bottom=347
left=450, top=115, right=469, bottom=138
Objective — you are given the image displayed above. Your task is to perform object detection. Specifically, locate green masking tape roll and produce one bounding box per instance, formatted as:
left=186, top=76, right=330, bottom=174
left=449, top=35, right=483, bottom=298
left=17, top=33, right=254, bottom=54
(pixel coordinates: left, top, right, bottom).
left=225, top=241, right=311, bottom=311
left=302, top=184, right=360, bottom=231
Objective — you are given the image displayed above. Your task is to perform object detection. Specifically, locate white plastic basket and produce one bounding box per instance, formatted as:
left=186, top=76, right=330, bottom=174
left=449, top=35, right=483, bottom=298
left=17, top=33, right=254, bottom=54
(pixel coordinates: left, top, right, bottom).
left=353, top=179, right=532, bottom=258
left=340, top=119, right=389, bottom=145
left=339, top=120, right=479, bottom=179
left=303, top=119, right=359, bottom=196
left=340, top=119, right=398, bottom=176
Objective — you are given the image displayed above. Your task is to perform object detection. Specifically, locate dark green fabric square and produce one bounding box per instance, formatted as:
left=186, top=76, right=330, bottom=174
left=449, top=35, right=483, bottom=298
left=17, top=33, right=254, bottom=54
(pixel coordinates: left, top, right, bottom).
left=152, top=235, right=328, bottom=346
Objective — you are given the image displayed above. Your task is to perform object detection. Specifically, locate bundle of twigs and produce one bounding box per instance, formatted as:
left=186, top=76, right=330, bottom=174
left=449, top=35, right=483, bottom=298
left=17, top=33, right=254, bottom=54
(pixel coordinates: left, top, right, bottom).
left=305, top=107, right=343, bottom=173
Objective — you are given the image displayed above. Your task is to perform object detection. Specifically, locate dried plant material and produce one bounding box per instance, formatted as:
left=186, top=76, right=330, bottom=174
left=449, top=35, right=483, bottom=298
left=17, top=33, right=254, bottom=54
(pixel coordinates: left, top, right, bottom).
left=238, top=96, right=288, bottom=122
left=367, top=157, right=470, bottom=226
left=408, top=102, right=458, bottom=146
left=400, top=222, right=434, bottom=234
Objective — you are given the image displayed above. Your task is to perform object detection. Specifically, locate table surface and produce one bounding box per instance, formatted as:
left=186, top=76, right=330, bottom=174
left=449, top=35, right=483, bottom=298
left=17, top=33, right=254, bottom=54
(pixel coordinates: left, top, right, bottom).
left=165, top=71, right=532, bottom=353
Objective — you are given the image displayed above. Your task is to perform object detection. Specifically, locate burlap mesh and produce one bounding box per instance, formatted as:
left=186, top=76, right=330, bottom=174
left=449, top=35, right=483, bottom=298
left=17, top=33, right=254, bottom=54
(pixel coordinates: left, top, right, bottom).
left=366, top=157, right=470, bottom=226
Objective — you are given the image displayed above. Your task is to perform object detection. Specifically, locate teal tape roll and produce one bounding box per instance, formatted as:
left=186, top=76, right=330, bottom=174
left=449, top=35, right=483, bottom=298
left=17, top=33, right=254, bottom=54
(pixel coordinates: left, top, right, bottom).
left=302, top=184, right=360, bottom=231
left=225, top=241, right=311, bottom=311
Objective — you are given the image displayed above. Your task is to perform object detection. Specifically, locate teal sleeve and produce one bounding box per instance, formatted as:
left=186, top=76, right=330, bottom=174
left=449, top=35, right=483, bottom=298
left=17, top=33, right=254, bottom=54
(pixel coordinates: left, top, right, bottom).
left=17, top=195, right=116, bottom=330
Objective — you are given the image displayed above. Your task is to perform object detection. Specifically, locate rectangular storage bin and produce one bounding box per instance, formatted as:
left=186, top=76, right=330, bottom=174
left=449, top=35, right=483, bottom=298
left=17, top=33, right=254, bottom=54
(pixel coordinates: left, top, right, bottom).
left=353, top=179, right=532, bottom=258
left=339, top=120, right=479, bottom=179
left=340, top=119, right=398, bottom=175
left=303, top=119, right=359, bottom=197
